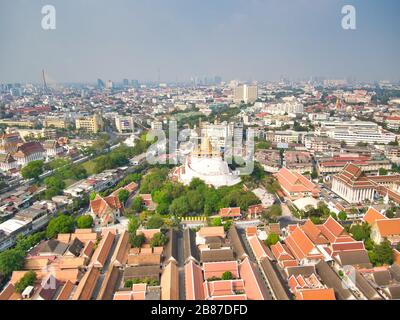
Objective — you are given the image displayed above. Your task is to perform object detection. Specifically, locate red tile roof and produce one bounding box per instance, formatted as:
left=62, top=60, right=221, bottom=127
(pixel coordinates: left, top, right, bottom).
left=363, top=207, right=387, bottom=225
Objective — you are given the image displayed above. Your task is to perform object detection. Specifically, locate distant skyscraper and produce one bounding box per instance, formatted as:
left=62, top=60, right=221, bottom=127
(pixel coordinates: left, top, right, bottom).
left=214, top=76, right=222, bottom=85
left=105, top=80, right=114, bottom=89
left=97, top=78, right=105, bottom=89
left=131, top=80, right=140, bottom=88
left=123, top=79, right=129, bottom=87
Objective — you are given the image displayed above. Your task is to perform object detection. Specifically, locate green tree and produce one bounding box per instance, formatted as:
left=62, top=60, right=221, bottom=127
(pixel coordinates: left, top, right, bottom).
left=169, top=196, right=190, bottom=216
left=256, top=141, right=272, bottom=150
left=129, top=233, right=145, bottom=248
left=128, top=216, right=140, bottom=234
left=131, top=196, right=144, bottom=213
left=379, top=168, right=388, bottom=176
left=76, top=215, right=93, bottom=229
left=118, top=189, right=130, bottom=204
left=350, top=223, right=371, bottom=241
left=146, top=214, right=164, bottom=229
left=15, top=271, right=37, bottom=293
left=265, top=233, right=280, bottom=246
left=211, top=217, right=223, bottom=227
left=311, top=169, right=318, bottom=180
left=150, top=232, right=168, bottom=247
left=0, top=249, right=25, bottom=277
left=222, top=271, right=233, bottom=280
left=223, top=220, right=233, bottom=232
left=263, top=205, right=282, bottom=220
left=371, top=240, right=394, bottom=266
left=338, top=211, right=347, bottom=221
left=46, top=214, right=75, bottom=238
left=20, top=160, right=44, bottom=180
left=89, top=191, right=97, bottom=201
left=44, top=176, right=65, bottom=190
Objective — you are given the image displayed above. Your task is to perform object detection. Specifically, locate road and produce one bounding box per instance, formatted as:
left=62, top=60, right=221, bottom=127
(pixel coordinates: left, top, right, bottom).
left=276, top=196, right=301, bottom=228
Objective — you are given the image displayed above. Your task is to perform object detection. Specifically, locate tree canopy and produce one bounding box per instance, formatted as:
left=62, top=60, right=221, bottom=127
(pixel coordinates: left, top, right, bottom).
left=76, top=215, right=93, bottom=229
left=118, top=189, right=130, bottom=204
left=21, top=160, right=44, bottom=180
left=46, top=214, right=75, bottom=238
left=150, top=232, right=168, bottom=247
left=146, top=214, right=164, bottom=229
left=265, top=233, right=280, bottom=246
left=15, top=271, right=37, bottom=293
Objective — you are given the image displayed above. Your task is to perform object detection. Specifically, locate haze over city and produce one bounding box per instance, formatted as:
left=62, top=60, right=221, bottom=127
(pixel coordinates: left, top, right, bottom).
left=0, top=0, right=399, bottom=83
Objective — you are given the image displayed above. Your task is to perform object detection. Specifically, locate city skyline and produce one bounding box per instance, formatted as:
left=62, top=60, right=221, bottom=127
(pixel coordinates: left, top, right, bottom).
left=1, top=0, right=400, bottom=84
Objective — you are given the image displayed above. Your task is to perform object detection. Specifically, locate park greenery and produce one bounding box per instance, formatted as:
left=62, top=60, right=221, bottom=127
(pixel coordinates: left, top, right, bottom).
left=135, top=166, right=261, bottom=218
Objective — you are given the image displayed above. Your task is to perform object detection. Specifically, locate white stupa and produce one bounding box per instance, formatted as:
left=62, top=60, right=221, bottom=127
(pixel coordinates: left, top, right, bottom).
left=176, top=136, right=241, bottom=188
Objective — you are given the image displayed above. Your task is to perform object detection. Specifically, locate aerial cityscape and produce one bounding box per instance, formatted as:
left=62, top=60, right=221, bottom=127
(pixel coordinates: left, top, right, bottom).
left=1, top=0, right=400, bottom=304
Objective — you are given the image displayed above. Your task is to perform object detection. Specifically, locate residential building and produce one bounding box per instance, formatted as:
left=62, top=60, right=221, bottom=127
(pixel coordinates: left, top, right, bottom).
left=234, top=85, right=258, bottom=104
left=115, top=116, right=134, bottom=133
left=75, top=114, right=104, bottom=133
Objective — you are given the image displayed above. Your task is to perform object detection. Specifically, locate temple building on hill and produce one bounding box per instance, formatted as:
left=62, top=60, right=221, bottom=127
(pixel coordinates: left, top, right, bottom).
left=173, top=136, right=241, bottom=188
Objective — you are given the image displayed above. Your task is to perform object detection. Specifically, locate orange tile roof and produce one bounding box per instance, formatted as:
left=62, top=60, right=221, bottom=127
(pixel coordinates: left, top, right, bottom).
left=111, top=230, right=130, bottom=267
left=271, top=242, right=295, bottom=262
left=374, top=218, right=400, bottom=237
left=203, top=261, right=239, bottom=280
left=185, top=260, right=205, bottom=300
left=301, top=219, right=329, bottom=245
left=239, top=257, right=267, bottom=300
left=363, top=207, right=387, bottom=225
left=247, top=204, right=264, bottom=217
left=248, top=236, right=270, bottom=261
left=59, top=257, right=86, bottom=269
left=72, top=266, right=100, bottom=300
left=56, top=281, right=75, bottom=300
left=90, top=194, right=122, bottom=218
left=219, top=207, right=241, bottom=218
left=275, top=167, right=319, bottom=196
left=90, top=231, right=116, bottom=268
left=136, top=229, right=161, bottom=243
left=57, top=233, right=71, bottom=244
left=284, top=226, right=319, bottom=261
left=160, top=261, right=179, bottom=300
left=295, top=288, right=336, bottom=300
left=82, top=240, right=95, bottom=258
left=198, top=226, right=225, bottom=238
left=246, top=227, right=257, bottom=237
left=0, top=283, right=16, bottom=301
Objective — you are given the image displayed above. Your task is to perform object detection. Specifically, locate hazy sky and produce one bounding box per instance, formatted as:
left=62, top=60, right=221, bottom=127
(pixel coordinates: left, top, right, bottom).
left=0, top=0, right=399, bottom=83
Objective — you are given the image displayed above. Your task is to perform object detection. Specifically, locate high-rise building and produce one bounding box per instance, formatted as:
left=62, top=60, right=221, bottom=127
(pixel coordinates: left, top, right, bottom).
left=131, top=80, right=140, bottom=88
left=105, top=80, right=114, bottom=89
left=234, top=85, right=258, bottom=103
left=123, top=79, right=129, bottom=87
left=97, top=79, right=105, bottom=89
